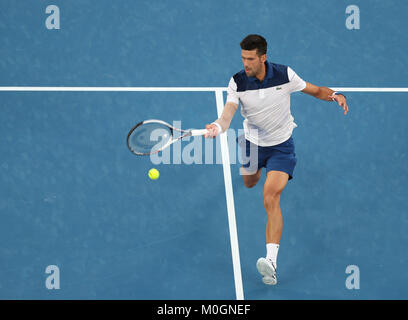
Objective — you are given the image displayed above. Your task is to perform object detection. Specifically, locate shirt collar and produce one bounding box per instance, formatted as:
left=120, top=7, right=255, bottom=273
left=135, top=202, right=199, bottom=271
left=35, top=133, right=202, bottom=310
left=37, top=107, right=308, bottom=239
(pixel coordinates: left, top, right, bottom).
left=247, top=61, right=274, bottom=82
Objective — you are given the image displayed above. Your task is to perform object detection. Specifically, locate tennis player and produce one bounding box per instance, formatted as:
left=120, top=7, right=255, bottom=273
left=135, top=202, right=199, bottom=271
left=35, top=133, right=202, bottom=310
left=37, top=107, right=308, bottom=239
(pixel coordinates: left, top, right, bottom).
left=204, top=34, right=349, bottom=285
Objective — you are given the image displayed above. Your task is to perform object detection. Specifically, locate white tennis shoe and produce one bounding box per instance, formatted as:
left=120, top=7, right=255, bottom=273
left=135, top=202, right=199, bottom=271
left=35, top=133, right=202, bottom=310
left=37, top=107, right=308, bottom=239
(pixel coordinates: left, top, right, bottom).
left=256, top=258, right=277, bottom=285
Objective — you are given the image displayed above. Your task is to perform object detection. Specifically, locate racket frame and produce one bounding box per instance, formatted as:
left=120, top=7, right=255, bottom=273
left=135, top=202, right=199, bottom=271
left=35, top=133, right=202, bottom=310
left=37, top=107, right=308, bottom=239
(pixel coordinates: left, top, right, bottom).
left=127, top=119, right=208, bottom=156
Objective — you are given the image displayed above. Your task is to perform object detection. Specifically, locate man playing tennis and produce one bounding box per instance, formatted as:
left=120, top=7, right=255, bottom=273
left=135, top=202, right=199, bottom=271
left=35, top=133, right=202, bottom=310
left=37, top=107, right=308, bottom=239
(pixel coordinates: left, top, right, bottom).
left=204, top=34, right=348, bottom=285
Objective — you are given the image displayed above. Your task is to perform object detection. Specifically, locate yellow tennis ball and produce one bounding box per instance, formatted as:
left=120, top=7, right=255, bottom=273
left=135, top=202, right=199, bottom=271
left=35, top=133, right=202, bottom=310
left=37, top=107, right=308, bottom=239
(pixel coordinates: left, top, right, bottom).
left=148, top=168, right=160, bottom=180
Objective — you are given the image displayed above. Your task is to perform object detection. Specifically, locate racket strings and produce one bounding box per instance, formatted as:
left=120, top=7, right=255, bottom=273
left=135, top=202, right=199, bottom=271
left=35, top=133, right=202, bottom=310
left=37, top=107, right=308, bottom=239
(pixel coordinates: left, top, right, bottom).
left=128, top=122, right=172, bottom=155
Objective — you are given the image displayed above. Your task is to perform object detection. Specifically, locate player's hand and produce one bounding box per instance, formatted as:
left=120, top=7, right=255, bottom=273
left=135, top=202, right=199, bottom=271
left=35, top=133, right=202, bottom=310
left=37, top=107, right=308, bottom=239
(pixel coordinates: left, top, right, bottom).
left=329, top=93, right=349, bottom=115
left=204, top=123, right=220, bottom=138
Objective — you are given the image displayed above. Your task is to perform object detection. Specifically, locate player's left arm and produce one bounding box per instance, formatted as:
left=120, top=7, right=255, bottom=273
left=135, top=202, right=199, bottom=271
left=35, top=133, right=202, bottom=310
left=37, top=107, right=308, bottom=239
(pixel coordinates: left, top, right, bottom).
left=302, top=81, right=349, bottom=115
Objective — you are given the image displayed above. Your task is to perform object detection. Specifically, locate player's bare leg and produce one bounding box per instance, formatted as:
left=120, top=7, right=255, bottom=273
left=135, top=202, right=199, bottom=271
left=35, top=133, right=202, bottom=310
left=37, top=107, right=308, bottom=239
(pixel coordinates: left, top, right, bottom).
left=256, top=170, right=289, bottom=285
left=263, top=170, right=288, bottom=244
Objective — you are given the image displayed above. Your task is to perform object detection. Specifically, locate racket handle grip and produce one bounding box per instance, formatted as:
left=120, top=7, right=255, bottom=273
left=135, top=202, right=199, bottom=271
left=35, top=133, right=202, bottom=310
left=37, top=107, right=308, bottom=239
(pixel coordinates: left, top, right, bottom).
left=190, top=129, right=209, bottom=136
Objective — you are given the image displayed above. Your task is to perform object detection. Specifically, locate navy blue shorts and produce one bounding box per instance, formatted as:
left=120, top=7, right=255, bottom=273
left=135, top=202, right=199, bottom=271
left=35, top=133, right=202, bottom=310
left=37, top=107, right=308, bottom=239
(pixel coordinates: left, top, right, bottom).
left=239, top=136, right=297, bottom=180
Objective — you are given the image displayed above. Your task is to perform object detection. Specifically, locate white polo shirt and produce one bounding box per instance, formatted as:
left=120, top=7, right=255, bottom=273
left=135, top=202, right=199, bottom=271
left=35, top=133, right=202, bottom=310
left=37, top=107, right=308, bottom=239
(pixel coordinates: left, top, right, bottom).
left=226, top=61, right=306, bottom=146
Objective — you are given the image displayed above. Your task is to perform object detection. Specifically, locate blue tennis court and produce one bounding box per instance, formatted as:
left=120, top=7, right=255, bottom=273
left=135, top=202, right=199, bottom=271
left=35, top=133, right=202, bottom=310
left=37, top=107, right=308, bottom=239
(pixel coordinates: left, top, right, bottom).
left=1, top=0, right=408, bottom=299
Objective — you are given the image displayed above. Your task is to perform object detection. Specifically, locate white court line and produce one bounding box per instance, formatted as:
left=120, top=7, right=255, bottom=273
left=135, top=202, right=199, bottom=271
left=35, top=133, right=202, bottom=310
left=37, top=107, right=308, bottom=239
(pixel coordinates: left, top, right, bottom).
left=0, top=85, right=246, bottom=300
left=215, top=89, right=244, bottom=301
left=0, top=86, right=226, bottom=92
left=332, top=88, right=408, bottom=92
left=1, top=86, right=408, bottom=92
left=2, top=85, right=407, bottom=301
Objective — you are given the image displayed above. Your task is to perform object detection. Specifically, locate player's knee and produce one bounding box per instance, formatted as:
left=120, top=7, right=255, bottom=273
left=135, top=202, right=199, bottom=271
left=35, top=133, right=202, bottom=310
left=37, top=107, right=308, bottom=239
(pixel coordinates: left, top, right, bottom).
left=263, top=191, right=281, bottom=210
left=241, top=168, right=260, bottom=188
left=242, top=173, right=260, bottom=188
left=244, top=179, right=258, bottom=188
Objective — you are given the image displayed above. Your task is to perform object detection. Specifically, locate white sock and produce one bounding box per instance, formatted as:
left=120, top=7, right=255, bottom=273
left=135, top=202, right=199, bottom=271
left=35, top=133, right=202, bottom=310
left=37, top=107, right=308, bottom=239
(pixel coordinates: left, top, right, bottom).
left=266, top=243, right=279, bottom=268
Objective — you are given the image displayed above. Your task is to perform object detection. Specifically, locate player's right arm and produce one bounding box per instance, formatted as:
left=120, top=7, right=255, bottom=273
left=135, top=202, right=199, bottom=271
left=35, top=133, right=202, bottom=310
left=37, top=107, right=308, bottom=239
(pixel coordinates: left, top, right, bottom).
left=205, top=76, right=240, bottom=138
left=205, top=101, right=238, bottom=138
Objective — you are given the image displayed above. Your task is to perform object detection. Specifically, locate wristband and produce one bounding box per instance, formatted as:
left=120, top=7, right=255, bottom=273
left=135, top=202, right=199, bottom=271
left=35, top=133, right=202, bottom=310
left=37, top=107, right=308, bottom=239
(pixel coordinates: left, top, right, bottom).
left=333, top=92, right=346, bottom=99
left=211, top=122, right=222, bottom=135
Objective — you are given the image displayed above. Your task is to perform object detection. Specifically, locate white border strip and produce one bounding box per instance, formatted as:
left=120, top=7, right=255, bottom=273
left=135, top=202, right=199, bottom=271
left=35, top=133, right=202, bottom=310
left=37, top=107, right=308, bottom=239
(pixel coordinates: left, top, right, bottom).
left=215, top=89, right=244, bottom=301
left=1, top=86, right=408, bottom=92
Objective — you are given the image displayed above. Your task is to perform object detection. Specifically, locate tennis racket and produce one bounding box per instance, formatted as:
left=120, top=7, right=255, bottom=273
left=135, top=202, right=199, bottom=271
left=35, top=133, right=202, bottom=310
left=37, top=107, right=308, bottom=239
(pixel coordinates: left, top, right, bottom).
left=127, top=119, right=208, bottom=156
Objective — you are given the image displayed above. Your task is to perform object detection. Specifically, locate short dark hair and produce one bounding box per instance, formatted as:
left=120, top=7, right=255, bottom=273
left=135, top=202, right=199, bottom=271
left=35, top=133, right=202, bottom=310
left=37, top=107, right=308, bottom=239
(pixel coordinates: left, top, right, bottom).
left=240, top=34, right=267, bottom=56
